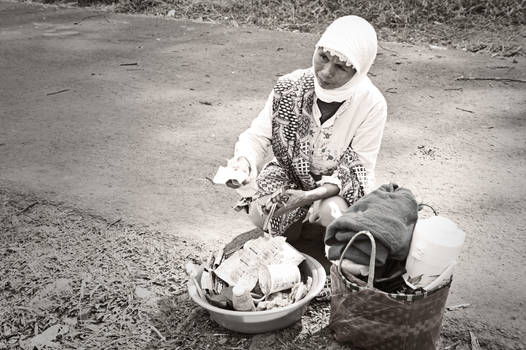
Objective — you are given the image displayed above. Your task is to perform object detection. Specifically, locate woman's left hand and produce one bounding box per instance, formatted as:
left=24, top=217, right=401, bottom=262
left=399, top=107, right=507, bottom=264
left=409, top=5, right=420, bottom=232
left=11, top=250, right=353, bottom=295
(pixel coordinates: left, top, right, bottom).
left=268, top=189, right=315, bottom=216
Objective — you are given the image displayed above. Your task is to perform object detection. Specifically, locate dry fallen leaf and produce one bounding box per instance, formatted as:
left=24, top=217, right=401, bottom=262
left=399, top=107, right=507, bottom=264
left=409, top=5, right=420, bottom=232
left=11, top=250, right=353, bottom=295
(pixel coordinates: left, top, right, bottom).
left=135, top=286, right=153, bottom=299
left=20, top=324, right=69, bottom=350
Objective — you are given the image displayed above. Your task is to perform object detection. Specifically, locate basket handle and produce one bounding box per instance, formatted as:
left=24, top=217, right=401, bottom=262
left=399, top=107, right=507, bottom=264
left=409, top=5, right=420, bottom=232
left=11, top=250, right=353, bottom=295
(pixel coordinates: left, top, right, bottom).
left=337, top=230, right=376, bottom=289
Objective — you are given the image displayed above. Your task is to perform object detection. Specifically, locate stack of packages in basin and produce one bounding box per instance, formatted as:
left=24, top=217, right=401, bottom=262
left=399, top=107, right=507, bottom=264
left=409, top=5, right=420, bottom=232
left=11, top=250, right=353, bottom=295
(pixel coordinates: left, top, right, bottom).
left=188, top=230, right=312, bottom=312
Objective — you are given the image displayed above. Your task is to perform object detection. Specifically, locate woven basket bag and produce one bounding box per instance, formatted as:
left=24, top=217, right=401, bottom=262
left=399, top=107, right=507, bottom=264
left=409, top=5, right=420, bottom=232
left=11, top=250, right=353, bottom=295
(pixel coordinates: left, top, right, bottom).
left=329, top=231, right=451, bottom=350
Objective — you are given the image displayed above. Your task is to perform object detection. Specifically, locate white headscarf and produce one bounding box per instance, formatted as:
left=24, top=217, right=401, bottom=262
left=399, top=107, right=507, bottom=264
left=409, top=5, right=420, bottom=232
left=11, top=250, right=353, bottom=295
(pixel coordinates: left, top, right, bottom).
left=313, top=16, right=378, bottom=103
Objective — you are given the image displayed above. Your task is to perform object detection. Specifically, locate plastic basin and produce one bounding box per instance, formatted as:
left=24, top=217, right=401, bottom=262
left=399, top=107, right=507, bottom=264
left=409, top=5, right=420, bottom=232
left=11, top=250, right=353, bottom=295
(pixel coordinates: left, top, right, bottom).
left=188, top=253, right=326, bottom=334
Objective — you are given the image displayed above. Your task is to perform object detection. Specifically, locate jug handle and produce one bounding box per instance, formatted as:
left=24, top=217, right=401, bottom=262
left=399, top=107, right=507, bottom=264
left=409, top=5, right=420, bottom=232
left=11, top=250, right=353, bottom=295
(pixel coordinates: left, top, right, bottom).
left=418, top=203, right=438, bottom=216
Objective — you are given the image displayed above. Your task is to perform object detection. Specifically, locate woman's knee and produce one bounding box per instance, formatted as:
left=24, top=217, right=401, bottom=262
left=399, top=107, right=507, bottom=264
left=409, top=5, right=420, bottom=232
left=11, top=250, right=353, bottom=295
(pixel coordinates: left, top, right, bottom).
left=317, top=196, right=348, bottom=227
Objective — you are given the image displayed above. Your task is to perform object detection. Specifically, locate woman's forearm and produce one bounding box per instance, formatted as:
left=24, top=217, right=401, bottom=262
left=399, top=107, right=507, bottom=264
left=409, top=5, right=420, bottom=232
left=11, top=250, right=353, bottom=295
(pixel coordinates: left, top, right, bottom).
left=306, top=183, right=340, bottom=202
left=272, top=184, right=340, bottom=217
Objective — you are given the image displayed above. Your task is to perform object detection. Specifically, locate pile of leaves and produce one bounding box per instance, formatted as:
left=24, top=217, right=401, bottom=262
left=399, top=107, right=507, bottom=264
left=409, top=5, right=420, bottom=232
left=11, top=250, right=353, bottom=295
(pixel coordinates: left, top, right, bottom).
left=0, top=190, right=206, bottom=349
left=0, top=188, right=523, bottom=349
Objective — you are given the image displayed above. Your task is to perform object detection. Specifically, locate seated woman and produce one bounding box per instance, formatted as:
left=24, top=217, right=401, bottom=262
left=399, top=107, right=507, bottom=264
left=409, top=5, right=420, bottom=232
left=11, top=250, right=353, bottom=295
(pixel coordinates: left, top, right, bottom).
left=224, top=15, right=387, bottom=238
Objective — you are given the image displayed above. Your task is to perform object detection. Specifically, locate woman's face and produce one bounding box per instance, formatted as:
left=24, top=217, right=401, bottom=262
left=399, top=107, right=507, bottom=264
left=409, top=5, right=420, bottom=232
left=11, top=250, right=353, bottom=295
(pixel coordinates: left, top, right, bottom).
left=313, top=47, right=356, bottom=89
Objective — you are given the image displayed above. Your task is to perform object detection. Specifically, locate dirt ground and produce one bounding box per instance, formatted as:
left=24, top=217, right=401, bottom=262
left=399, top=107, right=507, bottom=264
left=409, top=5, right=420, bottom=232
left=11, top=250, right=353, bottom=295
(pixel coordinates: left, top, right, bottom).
left=1, top=0, right=525, bottom=348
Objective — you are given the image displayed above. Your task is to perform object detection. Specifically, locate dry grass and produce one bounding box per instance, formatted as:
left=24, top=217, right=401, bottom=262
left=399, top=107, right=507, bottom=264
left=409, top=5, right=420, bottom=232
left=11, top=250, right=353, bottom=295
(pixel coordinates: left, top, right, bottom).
left=155, top=0, right=524, bottom=25
left=32, top=0, right=526, bottom=55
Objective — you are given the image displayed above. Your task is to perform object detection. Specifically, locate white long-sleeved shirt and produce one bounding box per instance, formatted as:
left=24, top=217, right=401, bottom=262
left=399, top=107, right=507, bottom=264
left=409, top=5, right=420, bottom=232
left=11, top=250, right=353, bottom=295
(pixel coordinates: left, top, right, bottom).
left=233, top=69, right=387, bottom=197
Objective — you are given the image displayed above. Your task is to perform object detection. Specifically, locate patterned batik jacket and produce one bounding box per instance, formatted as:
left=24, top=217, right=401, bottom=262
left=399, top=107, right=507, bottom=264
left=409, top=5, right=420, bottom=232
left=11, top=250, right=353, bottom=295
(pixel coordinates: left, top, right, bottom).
left=257, top=70, right=368, bottom=235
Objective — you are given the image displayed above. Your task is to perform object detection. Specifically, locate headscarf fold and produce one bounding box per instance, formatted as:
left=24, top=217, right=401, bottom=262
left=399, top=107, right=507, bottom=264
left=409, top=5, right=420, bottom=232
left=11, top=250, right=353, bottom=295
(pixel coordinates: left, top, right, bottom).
left=313, top=16, right=378, bottom=102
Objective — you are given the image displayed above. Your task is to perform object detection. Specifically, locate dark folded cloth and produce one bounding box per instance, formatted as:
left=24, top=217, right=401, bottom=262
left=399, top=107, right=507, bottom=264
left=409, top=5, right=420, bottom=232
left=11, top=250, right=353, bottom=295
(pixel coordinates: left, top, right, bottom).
left=325, top=183, right=418, bottom=266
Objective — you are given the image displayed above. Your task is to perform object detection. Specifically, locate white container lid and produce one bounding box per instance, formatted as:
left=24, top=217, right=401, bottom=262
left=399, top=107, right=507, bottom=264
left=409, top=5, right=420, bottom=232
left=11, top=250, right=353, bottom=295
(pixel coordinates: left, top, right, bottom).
left=414, top=216, right=465, bottom=248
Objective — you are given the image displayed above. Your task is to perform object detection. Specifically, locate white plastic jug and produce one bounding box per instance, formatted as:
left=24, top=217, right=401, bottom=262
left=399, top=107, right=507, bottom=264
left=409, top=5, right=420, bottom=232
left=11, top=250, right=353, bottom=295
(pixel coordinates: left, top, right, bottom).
left=404, top=216, right=465, bottom=290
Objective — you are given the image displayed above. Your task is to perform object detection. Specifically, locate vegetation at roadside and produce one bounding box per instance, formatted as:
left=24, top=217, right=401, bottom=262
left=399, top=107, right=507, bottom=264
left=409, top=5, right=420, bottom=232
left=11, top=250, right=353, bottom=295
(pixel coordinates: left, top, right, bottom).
left=36, top=0, right=525, bottom=56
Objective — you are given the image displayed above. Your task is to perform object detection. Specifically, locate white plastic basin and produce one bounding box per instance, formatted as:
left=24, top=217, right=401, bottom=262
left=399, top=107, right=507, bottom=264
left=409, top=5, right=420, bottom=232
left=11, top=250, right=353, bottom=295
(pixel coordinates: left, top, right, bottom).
left=188, top=253, right=326, bottom=334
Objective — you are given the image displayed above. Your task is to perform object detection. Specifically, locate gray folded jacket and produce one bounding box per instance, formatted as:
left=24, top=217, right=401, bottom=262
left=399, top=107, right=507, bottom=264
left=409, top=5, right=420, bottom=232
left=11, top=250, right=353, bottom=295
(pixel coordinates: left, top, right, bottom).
left=325, top=183, right=418, bottom=266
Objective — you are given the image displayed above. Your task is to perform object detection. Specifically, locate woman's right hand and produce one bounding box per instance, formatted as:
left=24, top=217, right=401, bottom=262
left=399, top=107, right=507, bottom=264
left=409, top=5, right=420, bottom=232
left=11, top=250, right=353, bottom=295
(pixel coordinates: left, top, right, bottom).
left=225, top=157, right=251, bottom=188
